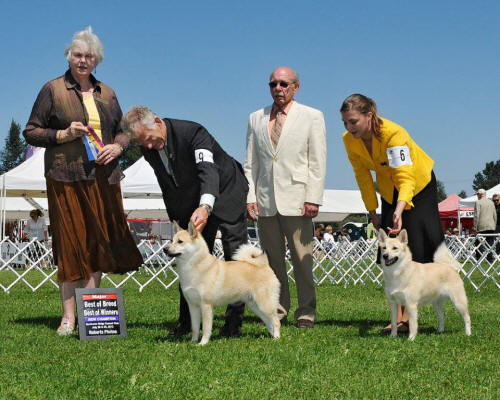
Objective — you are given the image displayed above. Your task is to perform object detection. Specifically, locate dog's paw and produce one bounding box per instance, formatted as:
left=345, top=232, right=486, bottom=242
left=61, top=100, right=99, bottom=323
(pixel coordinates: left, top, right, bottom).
left=198, top=339, right=209, bottom=346
left=408, top=335, right=416, bottom=341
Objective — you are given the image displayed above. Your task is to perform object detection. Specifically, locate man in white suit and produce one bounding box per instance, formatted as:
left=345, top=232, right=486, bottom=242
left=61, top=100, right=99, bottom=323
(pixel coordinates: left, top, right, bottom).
left=244, top=66, right=326, bottom=328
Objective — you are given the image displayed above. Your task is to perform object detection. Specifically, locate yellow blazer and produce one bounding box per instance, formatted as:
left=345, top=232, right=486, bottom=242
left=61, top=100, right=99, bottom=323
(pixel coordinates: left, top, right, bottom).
left=343, top=117, right=434, bottom=212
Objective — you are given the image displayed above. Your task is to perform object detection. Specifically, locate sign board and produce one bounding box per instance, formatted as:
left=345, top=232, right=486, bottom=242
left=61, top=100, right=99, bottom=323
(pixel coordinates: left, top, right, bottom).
left=75, top=288, right=127, bottom=340
left=459, top=210, right=474, bottom=218
left=1, top=242, right=28, bottom=266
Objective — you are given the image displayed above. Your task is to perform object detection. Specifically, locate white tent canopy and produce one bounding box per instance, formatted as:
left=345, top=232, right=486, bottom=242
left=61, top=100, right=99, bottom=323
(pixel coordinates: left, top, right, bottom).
left=121, top=157, right=380, bottom=222
left=1, top=152, right=381, bottom=224
left=0, top=147, right=47, bottom=197
left=0, top=196, right=167, bottom=220
left=315, top=189, right=381, bottom=222
left=121, top=156, right=162, bottom=198
left=122, top=198, right=168, bottom=219
left=0, top=197, right=48, bottom=220
left=459, top=183, right=500, bottom=207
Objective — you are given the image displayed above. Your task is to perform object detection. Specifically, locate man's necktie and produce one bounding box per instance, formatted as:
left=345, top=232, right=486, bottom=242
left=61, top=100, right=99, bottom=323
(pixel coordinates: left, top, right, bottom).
left=271, top=109, right=283, bottom=150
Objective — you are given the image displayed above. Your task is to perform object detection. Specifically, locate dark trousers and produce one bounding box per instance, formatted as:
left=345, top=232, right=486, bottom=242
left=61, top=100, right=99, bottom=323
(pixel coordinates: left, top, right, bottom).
left=378, top=171, right=444, bottom=263
left=177, top=213, right=248, bottom=328
left=475, top=230, right=495, bottom=263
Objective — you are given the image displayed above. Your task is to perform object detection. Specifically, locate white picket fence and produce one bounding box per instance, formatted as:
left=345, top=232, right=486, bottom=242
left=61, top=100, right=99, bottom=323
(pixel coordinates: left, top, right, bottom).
left=1, top=234, right=499, bottom=293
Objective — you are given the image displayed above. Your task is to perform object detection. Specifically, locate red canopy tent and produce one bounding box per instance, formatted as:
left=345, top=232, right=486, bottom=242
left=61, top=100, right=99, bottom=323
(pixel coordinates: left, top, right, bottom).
left=438, top=194, right=474, bottom=233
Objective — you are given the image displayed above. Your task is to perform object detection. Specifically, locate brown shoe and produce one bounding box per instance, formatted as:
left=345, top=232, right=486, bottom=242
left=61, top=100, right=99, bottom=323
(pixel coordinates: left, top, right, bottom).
left=296, top=318, right=314, bottom=329
left=380, top=321, right=409, bottom=335
left=397, top=321, right=409, bottom=334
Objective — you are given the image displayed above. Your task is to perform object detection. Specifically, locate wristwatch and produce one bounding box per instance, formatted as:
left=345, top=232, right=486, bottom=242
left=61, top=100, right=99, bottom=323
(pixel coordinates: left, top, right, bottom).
left=200, top=203, right=212, bottom=216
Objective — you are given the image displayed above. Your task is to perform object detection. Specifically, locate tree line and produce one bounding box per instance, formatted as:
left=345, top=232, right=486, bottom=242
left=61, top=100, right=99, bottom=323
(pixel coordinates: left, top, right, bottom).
left=1, top=119, right=499, bottom=199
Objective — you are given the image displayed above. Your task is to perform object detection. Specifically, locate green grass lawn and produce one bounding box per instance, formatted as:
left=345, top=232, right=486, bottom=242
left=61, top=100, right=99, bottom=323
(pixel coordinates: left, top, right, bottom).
left=1, top=278, right=499, bottom=400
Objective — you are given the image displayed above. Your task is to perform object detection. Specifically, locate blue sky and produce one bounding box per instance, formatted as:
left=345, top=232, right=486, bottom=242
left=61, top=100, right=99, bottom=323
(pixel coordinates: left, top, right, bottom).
left=1, top=0, right=499, bottom=197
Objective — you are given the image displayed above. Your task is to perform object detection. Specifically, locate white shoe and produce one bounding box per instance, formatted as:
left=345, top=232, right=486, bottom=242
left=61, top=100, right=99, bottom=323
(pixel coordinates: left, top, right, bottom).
left=57, top=321, right=74, bottom=336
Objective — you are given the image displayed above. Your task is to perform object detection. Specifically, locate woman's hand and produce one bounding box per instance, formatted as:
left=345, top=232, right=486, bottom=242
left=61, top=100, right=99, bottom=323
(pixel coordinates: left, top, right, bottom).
left=369, top=211, right=381, bottom=230
left=96, top=144, right=123, bottom=165
left=388, top=200, right=406, bottom=234
left=57, top=121, right=88, bottom=143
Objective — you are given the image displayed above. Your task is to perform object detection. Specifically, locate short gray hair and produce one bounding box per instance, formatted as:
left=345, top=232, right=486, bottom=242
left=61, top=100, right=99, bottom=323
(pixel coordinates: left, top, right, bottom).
left=121, top=106, right=156, bottom=139
left=64, top=26, right=104, bottom=65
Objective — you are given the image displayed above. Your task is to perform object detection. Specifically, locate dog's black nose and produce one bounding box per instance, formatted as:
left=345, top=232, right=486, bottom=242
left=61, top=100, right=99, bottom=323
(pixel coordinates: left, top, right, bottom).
left=383, top=254, right=388, bottom=260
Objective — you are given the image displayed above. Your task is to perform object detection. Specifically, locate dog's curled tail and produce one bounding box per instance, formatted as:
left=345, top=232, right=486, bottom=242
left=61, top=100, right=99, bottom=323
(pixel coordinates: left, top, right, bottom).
left=233, top=244, right=269, bottom=267
left=433, top=242, right=460, bottom=270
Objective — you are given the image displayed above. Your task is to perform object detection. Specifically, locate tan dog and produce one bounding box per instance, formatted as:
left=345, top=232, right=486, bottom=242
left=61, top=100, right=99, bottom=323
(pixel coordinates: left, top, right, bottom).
left=378, top=229, right=471, bottom=341
left=166, top=222, right=281, bottom=345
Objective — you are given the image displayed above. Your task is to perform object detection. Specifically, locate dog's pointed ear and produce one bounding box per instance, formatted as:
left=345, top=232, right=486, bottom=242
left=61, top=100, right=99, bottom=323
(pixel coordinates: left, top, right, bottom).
left=173, top=220, right=181, bottom=233
left=188, top=221, right=198, bottom=238
left=377, top=228, right=387, bottom=243
left=399, top=229, right=408, bottom=244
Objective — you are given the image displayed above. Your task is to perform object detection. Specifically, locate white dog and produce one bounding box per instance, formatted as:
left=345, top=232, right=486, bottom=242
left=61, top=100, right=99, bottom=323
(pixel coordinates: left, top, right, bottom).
left=166, top=222, right=281, bottom=345
left=378, top=229, right=471, bottom=341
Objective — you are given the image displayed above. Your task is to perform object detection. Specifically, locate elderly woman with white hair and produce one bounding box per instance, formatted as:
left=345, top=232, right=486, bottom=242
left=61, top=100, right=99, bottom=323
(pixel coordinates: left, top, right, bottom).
left=23, top=27, right=142, bottom=336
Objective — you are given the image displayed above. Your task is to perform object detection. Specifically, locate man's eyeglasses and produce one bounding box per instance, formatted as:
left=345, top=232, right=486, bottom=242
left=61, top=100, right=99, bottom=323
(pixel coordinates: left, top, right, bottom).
left=268, top=80, right=293, bottom=89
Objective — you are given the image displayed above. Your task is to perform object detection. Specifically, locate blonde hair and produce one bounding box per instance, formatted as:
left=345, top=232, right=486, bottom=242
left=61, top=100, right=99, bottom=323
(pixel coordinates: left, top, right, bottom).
left=64, top=26, right=104, bottom=65
left=340, top=94, right=383, bottom=139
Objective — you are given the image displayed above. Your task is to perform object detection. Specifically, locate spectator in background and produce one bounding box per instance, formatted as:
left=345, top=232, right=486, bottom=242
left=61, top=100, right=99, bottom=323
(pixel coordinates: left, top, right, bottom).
left=314, top=224, right=325, bottom=241
left=473, top=189, right=497, bottom=262
left=24, top=209, right=49, bottom=242
left=322, top=225, right=335, bottom=249
left=493, top=193, right=500, bottom=234
left=366, top=218, right=376, bottom=240
left=340, top=227, right=350, bottom=241
left=491, top=193, right=500, bottom=254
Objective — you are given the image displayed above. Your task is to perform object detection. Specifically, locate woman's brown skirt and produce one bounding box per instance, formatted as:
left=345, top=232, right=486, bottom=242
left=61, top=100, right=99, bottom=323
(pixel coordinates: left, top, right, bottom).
left=47, top=167, right=143, bottom=282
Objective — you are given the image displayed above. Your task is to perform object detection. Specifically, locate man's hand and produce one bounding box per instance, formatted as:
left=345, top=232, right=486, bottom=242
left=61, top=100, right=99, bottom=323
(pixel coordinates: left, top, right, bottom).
left=190, top=206, right=209, bottom=232
left=247, top=203, right=259, bottom=221
left=302, top=202, right=319, bottom=218
left=96, top=144, right=123, bottom=165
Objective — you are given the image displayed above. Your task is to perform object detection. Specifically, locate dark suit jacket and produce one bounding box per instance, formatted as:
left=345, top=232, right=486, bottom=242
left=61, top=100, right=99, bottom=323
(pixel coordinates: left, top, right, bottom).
left=141, top=118, right=248, bottom=226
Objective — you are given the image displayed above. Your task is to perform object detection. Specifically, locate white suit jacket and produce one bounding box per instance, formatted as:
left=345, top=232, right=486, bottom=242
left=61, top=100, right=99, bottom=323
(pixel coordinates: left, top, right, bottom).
left=244, top=101, right=327, bottom=217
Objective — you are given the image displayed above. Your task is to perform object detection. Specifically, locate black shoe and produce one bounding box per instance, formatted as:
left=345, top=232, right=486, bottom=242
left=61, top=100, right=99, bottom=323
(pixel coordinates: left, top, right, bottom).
left=168, top=323, right=191, bottom=337
left=220, top=324, right=242, bottom=338
left=296, top=318, right=314, bottom=329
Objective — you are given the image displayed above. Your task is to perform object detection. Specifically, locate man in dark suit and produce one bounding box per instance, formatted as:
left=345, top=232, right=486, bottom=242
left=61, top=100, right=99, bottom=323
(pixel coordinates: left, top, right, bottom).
left=121, top=105, right=248, bottom=337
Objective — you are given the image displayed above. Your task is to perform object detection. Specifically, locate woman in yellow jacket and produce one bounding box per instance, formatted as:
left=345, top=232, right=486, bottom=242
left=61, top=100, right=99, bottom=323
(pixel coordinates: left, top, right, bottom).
left=341, top=94, right=444, bottom=334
